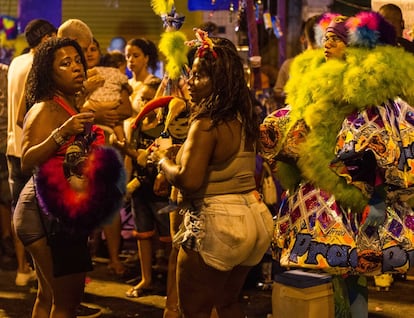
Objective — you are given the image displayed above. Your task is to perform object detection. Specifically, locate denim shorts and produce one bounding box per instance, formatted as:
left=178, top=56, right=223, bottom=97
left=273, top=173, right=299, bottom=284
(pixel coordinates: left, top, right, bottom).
left=131, top=183, right=171, bottom=241
left=7, top=155, right=31, bottom=209
left=175, top=191, right=274, bottom=271
left=13, top=178, right=46, bottom=246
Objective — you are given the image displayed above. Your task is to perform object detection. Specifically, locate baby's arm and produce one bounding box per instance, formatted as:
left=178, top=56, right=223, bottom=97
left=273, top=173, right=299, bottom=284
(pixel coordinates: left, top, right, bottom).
left=116, top=84, right=133, bottom=119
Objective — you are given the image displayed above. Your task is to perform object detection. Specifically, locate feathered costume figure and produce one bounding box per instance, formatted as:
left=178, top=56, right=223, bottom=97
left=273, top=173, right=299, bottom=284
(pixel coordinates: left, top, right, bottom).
left=261, top=9, right=414, bottom=273
left=261, top=11, right=414, bottom=316
left=263, top=12, right=414, bottom=214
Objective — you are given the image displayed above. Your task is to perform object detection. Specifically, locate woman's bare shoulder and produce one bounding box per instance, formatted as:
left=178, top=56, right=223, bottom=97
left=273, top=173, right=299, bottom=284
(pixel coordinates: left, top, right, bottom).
left=25, top=100, right=61, bottom=127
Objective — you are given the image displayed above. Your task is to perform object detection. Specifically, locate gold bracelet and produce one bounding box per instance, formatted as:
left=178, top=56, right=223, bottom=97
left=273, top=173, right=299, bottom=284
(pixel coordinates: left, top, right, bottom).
left=157, top=157, right=167, bottom=174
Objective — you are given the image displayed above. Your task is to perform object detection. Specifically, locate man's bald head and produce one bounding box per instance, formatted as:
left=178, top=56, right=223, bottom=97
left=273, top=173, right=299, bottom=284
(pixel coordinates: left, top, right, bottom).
left=57, top=19, right=93, bottom=52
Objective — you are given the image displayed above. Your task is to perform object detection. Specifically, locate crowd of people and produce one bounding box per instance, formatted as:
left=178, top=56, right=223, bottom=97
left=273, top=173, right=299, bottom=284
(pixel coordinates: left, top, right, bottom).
left=1, top=2, right=414, bottom=318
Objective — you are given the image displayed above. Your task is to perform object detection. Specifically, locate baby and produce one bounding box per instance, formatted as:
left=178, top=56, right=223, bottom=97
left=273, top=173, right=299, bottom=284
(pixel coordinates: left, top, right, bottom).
left=84, top=51, right=132, bottom=144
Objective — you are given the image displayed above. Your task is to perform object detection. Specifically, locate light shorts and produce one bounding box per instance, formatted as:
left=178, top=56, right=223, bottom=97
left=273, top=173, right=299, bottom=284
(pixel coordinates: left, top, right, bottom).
left=13, top=178, right=46, bottom=246
left=175, top=191, right=273, bottom=271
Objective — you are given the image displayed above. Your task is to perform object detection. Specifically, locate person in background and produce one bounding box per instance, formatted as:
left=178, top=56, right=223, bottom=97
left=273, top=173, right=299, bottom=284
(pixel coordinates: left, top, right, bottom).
left=123, top=37, right=161, bottom=178
left=273, top=14, right=322, bottom=107
left=0, top=63, right=15, bottom=270
left=122, top=38, right=172, bottom=298
left=378, top=3, right=414, bottom=54
left=7, top=18, right=57, bottom=287
left=57, top=19, right=93, bottom=53
left=126, top=38, right=160, bottom=116
left=152, top=32, right=273, bottom=318
left=85, top=37, right=102, bottom=69
left=108, top=36, right=127, bottom=53
left=107, top=36, right=132, bottom=79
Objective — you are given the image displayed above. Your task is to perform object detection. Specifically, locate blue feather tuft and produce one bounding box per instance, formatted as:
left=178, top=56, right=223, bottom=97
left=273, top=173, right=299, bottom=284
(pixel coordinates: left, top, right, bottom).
left=349, top=27, right=379, bottom=49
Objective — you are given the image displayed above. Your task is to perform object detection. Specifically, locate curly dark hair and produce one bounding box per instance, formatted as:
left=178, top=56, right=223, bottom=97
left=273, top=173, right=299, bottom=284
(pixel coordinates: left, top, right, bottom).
left=26, top=37, right=87, bottom=107
left=126, top=38, right=159, bottom=73
left=191, top=37, right=259, bottom=143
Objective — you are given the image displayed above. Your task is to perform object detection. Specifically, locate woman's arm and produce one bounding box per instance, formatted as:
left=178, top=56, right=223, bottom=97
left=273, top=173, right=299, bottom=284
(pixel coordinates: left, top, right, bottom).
left=158, top=118, right=216, bottom=193
left=21, top=104, right=94, bottom=174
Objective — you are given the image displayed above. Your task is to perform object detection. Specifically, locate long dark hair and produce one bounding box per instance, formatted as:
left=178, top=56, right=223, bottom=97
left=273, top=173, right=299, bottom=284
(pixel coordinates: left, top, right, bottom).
left=26, top=37, right=87, bottom=107
left=191, top=37, right=259, bottom=143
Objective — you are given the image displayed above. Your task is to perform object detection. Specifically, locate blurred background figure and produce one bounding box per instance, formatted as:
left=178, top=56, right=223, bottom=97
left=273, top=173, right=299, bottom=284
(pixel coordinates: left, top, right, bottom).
left=122, top=37, right=172, bottom=299
left=378, top=3, right=414, bottom=54
left=273, top=14, right=321, bottom=107
left=83, top=36, right=132, bottom=279
left=108, top=36, right=132, bottom=78
left=7, top=18, right=57, bottom=287
left=108, top=36, right=127, bottom=53
left=0, top=63, right=15, bottom=271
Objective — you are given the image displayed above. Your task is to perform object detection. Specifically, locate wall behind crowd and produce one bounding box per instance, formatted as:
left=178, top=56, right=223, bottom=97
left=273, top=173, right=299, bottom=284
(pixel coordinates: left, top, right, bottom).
left=0, top=0, right=203, bottom=59
left=62, top=0, right=202, bottom=52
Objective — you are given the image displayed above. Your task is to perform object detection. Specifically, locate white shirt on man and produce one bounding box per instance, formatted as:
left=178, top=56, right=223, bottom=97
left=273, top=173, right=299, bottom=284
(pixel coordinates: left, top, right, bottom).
left=7, top=52, right=34, bottom=158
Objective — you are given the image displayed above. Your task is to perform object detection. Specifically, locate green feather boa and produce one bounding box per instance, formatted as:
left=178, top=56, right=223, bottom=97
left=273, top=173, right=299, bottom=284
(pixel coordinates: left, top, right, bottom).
left=281, top=46, right=414, bottom=213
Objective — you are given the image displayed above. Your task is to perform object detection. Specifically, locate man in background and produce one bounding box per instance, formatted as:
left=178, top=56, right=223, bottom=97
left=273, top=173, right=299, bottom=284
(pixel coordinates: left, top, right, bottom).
left=7, top=18, right=56, bottom=287
left=273, top=14, right=321, bottom=107
left=0, top=63, right=15, bottom=271
left=379, top=3, right=414, bottom=54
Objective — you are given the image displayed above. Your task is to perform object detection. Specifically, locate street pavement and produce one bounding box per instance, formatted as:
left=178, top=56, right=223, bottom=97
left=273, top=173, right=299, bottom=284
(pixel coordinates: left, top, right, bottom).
left=0, top=257, right=414, bottom=317
left=0, top=255, right=272, bottom=318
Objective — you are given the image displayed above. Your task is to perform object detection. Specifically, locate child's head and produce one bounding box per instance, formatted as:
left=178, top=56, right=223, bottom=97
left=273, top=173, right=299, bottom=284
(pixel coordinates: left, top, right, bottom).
left=101, top=51, right=127, bottom=73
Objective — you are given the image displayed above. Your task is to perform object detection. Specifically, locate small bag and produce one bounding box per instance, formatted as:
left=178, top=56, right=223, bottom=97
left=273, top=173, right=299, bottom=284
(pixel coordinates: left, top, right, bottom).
left=35, top=129, right=126, bottom=235
left=261, top=161, right=278, bottom=205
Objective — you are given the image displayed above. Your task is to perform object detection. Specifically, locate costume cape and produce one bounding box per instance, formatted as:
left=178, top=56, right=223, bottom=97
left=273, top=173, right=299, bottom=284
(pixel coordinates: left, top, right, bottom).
left=278, top=45, right=414, bottom=213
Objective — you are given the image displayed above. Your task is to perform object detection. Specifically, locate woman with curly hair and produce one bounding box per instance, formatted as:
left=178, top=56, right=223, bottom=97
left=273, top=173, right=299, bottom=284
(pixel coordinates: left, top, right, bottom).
left=14, top=37, right=125, bottom=317
left=152, top=32, right=273, bottom=318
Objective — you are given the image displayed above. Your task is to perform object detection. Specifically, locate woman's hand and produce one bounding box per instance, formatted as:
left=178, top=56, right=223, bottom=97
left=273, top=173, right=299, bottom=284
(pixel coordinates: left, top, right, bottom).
left=59, top=112, right=95, bottom=138
left=153, top=173, right=170, bottom=197
left=151, top=143, right=182, bottom=164
left=88, top=105, right=120, bottom=127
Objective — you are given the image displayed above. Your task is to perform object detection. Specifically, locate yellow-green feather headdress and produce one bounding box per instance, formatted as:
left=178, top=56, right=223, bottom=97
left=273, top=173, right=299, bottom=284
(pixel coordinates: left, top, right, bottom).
left=151, top=0, right=188, bottom=80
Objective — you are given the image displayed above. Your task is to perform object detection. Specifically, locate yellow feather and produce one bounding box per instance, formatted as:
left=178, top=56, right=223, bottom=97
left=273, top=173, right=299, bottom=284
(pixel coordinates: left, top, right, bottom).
left=159, top=31, right=189, bottom=80
left=151, top=0, right=174, bottom=16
